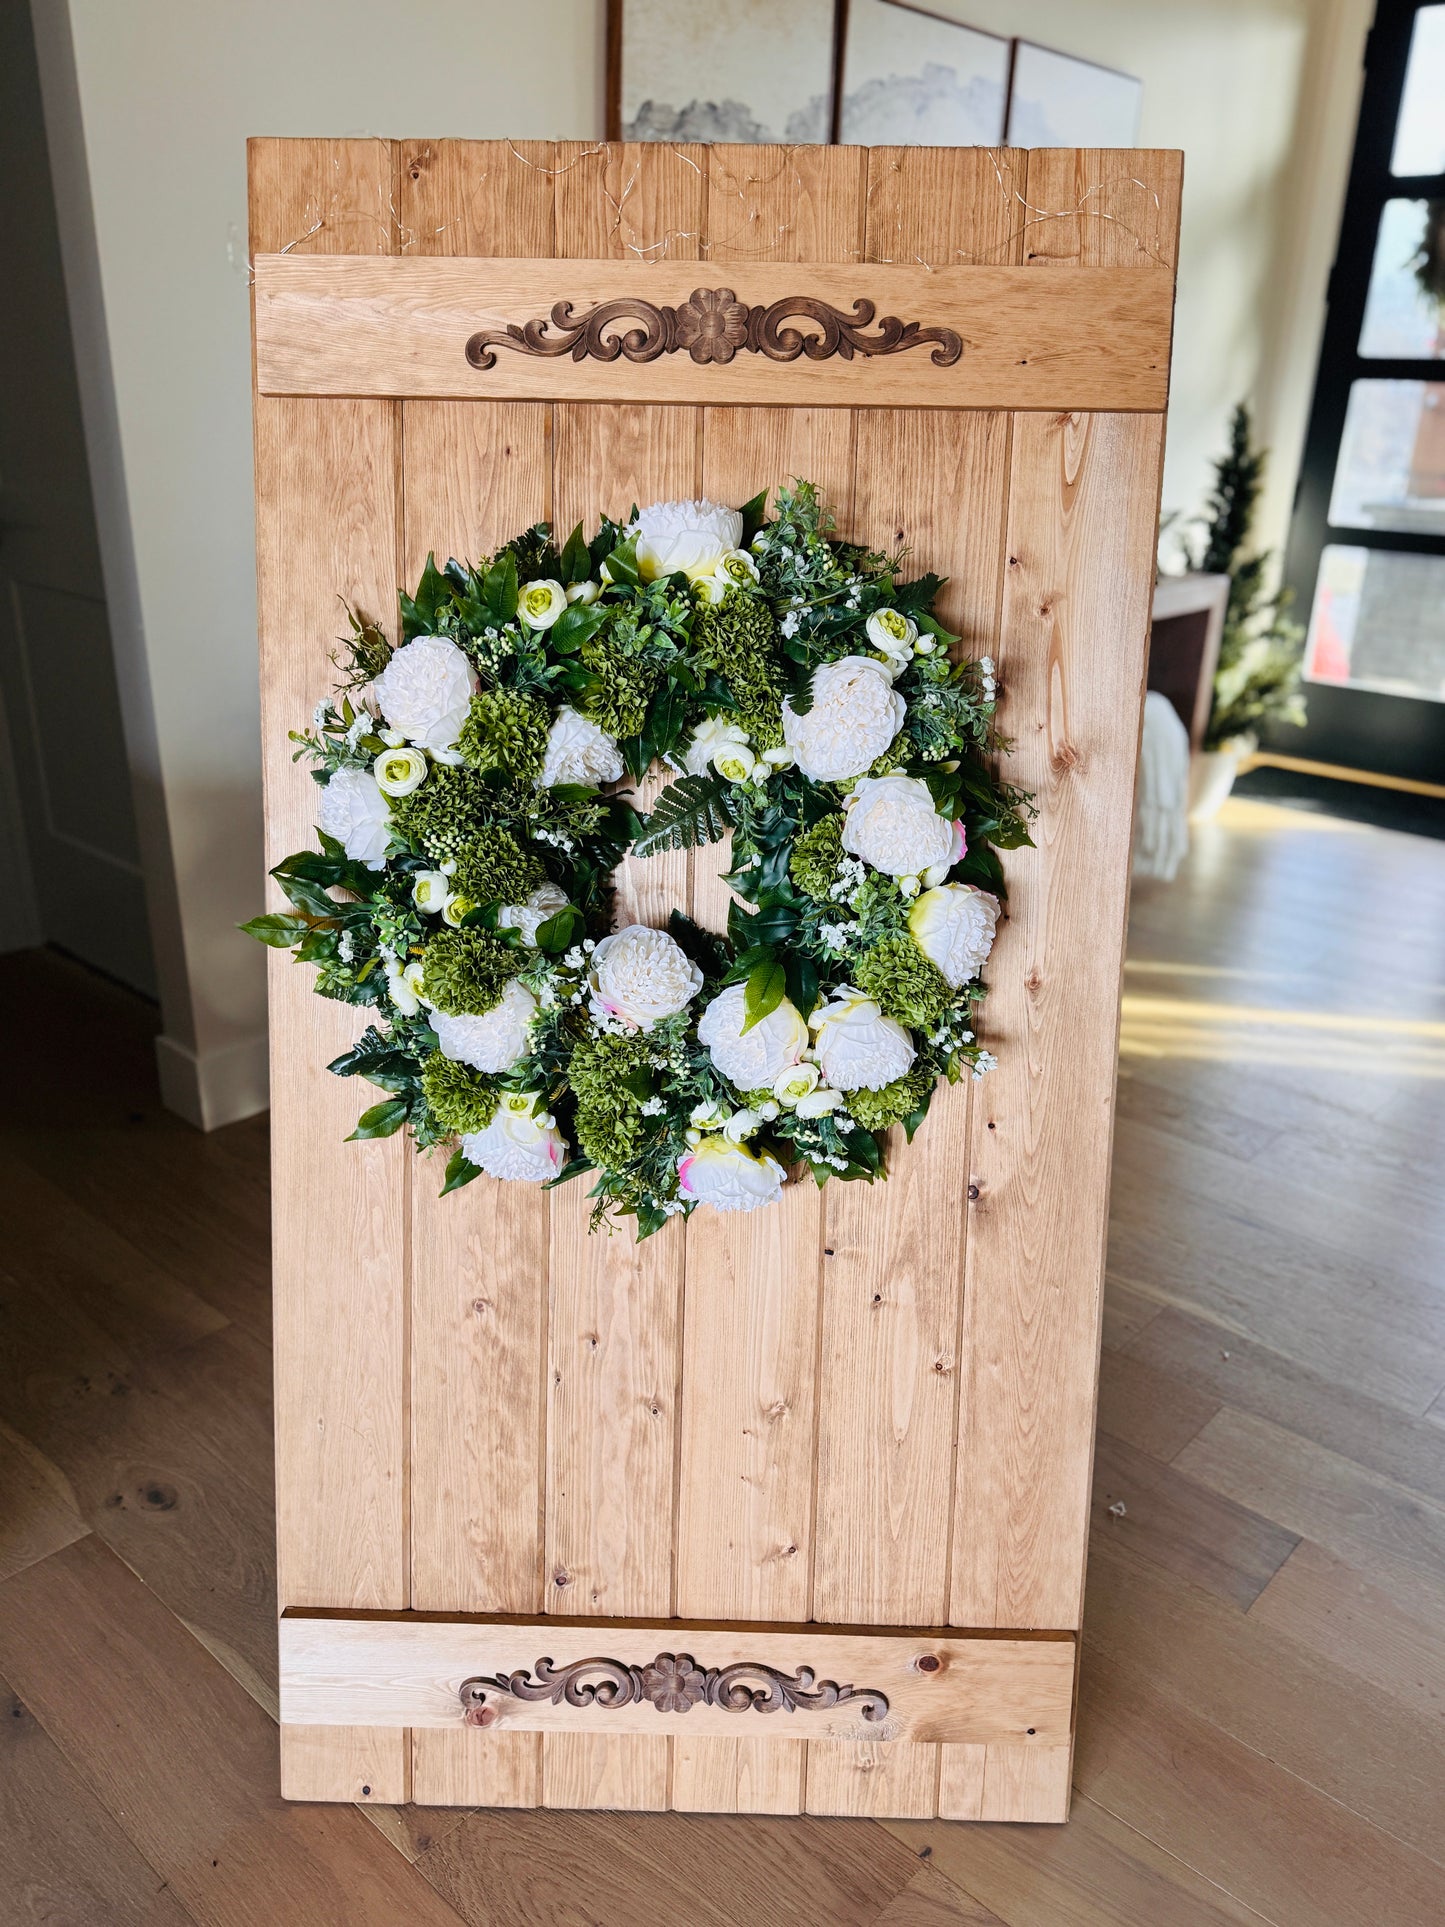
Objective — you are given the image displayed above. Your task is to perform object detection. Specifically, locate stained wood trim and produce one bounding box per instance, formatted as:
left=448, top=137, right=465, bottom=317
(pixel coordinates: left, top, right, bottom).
left=279, top=1613, right=1075, bottom=1746
left=253, top=256, right=1174, bottom=411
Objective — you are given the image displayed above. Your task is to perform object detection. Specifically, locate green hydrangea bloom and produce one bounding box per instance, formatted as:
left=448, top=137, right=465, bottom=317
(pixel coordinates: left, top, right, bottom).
left=569, top=1029, right=655, bottom=1169
left=692, top=592, right=785, bottom=750
left=457, top=690, right=550, bottom=780
left=420, top=1053, right=500, bottom=1134
left=577, top=631, right=657, bottom=741
left=846, top=1064, right=934, bottom=1133
left=789, top=816, right=844, bottom=902
left=389, top=765, right=490, bottom=867
left=854, top=935, right=952, bottom=1029
left=420, top=927, right=520, bottom=1016
left=450, top=827, right=546, bottom=908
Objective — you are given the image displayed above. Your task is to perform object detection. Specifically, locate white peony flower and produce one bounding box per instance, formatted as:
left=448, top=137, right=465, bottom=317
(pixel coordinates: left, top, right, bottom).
left=461, top=1093, right=567, bottom=1184
left=811, top=988, right=915, bottom=1091
left=412, top=870, right=450, bottom=915
left=518, top=578, right=568, bottom=629
left=498, top=883, right=570, bottom=946
left=631, top=499, right=743, bottom=583
left=386, top=957, right=426, bottom=1016
left=372, top=744, right=429, bottom=798
left=315, top=767, right=392, bottom=868
left=430, top=979, right=537, bottom=1073
left=684, top=715, right=750, bottom=776
left=372, top=635, right=478, bottom=756
left=781, top=656, right=906, bottom=783
left=566, top=579, right=601, bottom=606
left=588, top=925, right=703, bottom=1030
left=909, top=883, right=1000, bottom=987
left=842, top=774, right=960, bottom=879
left=698, top=983, right=810, bottom=1089
left=537, top=707, right=624, bottom=789
left=677, top=1136, right=785, bottom=1213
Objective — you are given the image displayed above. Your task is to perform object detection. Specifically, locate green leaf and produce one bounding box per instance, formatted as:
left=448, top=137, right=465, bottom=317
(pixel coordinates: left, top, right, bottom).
left=667, top=910, right=730, bottom=980
left=544, top=1154, right=593, bottom=1190
left=481, top=549, right=519, bottom=624
left=786, top=663, right=818, bottom=717
left=602, top=531, right=642, bottom=588
left=239, top=912, right=310, bottom=949
left=550, top=601, right=606, bottom=655
left=559, top=522, right=592, bottom=584
left=400, top=552, right=451, bottom=638
left=738, top=488, right=769, bottom=541
left=347, top=1097, right=408, bottom=1140
left=644, top=683, right=689, bottom=762
left=632, top=774, right=736, bottom=858
left=741, top=957, right=786, bottom=1034
left=533, top=907, right=581, bottom=954
left=782, top=952, right=818, bottom=1019
left=440, top=1148, right=483, bottom=1195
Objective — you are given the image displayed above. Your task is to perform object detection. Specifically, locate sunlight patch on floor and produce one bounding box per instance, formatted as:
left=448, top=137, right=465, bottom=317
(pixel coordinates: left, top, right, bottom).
left=1119, top=992, right=1445, bottom=1076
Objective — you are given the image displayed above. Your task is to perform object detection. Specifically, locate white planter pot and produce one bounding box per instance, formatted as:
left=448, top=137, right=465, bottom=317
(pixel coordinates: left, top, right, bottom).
left=1188, top=749, right=1240, bottom=821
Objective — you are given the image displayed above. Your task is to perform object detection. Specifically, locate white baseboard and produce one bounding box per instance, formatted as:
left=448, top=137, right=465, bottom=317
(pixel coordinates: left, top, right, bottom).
left=155, top=1030, right=269, bottom=1131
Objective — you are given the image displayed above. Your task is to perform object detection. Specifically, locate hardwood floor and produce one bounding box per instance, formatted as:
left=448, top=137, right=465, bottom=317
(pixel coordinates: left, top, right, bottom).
left=2, top=793, right=1442, bottom=1925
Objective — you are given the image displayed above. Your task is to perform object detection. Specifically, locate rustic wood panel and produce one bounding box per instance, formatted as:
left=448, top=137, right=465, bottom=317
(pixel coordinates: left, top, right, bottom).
left=249, top=133, right=411, bottom=1806
left=396, top=136, right=556, bottom=1818
left=253, top=255, right=1174, bottom=411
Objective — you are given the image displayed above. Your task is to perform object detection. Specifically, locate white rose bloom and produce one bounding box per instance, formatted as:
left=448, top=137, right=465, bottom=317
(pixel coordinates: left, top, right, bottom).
left=781, top=656, right=906, bottom=783
left=842, top=774, right=959, bottom=878
left=372, top=744, right=429, bottom=798
left=713, top=744, right=760, bottom=784
left=684, top=715, right=750, bottom=776
left=698, top=983, right=810, bottom=1089
left=631, top=498, right=743, bottom=583
left=537, top=706, right=624, bottom=788
left=588, top=925, right=704, bottom=1030
left=678, top=1136, right=786, bottom=1213
left=461, top=1094, right=567, bottom=1185
left=373, top=635, right=478, bottom=756
left=412, top=870, right=450, bottom=915
left=498, top=883, right=570, bottom=946
left=518, top=578, right=568, bottom=629
left=430, top=979, right=537, bottom=1073
left=811, top=988, right=915, bottom=1091
left=909, top=883, right=1000, bottom=987
left=315, top=767, right=392, bottom=868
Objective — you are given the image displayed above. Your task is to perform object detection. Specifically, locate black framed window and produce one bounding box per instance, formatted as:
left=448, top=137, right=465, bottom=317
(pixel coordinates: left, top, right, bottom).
left=1282, top=0, right=1445, bottom=784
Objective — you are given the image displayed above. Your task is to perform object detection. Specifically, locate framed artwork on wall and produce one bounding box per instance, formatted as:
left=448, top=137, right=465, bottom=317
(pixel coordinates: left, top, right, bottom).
left=607, top=0, right=838, bottom=143
left=1005, top=40, right=1143, bottom=147
left=837, top=0, right=1010, bottom=145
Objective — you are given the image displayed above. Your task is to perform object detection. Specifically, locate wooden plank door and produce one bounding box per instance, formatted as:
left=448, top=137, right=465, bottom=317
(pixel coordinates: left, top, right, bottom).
left=252, top=137, right=1181, bottom=1822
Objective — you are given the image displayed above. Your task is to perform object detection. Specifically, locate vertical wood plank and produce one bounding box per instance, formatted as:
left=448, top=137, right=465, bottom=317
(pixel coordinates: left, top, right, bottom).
left=938, top=1742, right=1073, bottom=1823
left=250, top=134, right=410, bottom=1804
left=396, top=139, right=555, bottom=1812
left=540, top=139, right=705, bottom=1813
left=805, top=146, right=1023, bottom=1824
left=669, top=146, right=865, bottom=1821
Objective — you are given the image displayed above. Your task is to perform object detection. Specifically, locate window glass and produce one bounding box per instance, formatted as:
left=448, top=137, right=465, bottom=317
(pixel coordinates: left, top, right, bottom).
left=1305, top=544, right=1445, bottom=700
left=1329, top=380, right=1445, bottom=532
left=1358, top=200, right=1444, bottom=358
left=1392, top=4, right=1445, bottom=176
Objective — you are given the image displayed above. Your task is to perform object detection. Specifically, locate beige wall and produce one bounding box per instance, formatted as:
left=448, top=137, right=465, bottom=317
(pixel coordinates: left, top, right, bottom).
left=34, top=0, right=1365, bottom=1125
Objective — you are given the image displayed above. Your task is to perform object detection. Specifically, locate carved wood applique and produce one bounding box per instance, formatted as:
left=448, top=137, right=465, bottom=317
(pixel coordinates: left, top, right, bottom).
left=465, top=287, right=963, bottom=371
left=458, top=1653, right=891, bottom=1723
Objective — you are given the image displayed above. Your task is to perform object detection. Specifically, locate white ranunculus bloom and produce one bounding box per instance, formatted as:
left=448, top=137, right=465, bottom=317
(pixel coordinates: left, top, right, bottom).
left=461, top=1093, right=567, bottom=1184
left=372, top=635, right=478, bottom=755
left=537, top=706, right=624, bottom=789
left=678, top=1135, right=786, bottom=1213
left=430, top=979, right=537, bottom=1072
left=697, top=983, right=810, bottom=1089
left=866, top=607, right=918, bottom=675
left=412, top=870, right=450, bottom=915
left=372, top=744, right=429, bottom=797
left=499, top=883, right=570, bottom=946
left=631, top=499, right=743, bottom=583
left=723, top=1107, right=763, bottom=1143
left=713, top=743, right=760, bottom=784
left=315, top=767, right=392, bottom=868
left=588, top=925, right=704, bottom=1030
left=566, top=579, right=601, bottom=605
left=772, top=1061, right=820, bottom=1108
left=841, top=774, right=959, bottom=879
left=386, top=957, right=426, bottom=1016
left=684, top=714, right=750, bottom=776
left=441, top=892, right=476, bottom=929
left=811, top=988, right=915, bottom=1091
left=518, top=578, right=568, bottom=629
left=909, top=883, right=1000, bottom=987
left=794, top=1086, right=846, bottom=1118
left=781, top=655, right=906, bottom=783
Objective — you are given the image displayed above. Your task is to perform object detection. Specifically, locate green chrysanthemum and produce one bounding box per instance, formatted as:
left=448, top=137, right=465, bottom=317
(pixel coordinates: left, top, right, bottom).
left=692, top=591, right=785, bottom=750
left=420, top=1053, right=500, bottom=1134
left=854, top=934, right=953, bottom=1029
left=569, top=1029, right=656, bottom=1169
left=577, top=630, right=659, bottom=741
left=457, top=689, right=550, bottom=780
left=389, top=764, right=490, bottom=866
left=450, top=826, right=546, bottom=909
left=789, top=815, right=844, bottom=902
left=846, top=1064, right=934, bottom=1133
left=420, top=927, right=521, bottom=1017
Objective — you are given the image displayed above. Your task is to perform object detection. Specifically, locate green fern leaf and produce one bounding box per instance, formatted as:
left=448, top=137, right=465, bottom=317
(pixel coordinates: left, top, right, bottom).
left=632, top=774, right=737, bottom=857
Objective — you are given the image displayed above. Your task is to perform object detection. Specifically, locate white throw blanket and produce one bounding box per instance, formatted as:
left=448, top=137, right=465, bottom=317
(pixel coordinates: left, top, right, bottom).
left=1133, top=691, right=1191, bottom=882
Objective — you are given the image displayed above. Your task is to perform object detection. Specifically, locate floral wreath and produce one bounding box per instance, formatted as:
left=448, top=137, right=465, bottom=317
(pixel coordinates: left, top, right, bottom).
left=248, top=486, right=1032, bottom=1236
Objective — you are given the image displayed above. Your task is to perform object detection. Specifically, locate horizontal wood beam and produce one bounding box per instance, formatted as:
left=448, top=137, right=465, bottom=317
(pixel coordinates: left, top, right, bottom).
left=279, top=1611, right=1075, bottom=1747
left=253, top=256, right=1173, bottom=411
